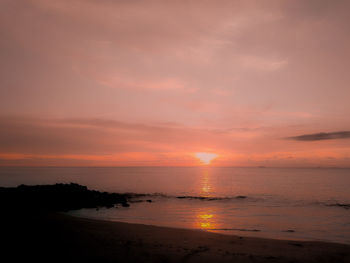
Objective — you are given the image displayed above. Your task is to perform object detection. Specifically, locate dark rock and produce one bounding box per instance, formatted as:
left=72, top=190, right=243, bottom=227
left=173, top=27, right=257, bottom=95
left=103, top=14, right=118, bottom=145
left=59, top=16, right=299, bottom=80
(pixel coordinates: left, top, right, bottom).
left=0, top=183, right=130, bottom=212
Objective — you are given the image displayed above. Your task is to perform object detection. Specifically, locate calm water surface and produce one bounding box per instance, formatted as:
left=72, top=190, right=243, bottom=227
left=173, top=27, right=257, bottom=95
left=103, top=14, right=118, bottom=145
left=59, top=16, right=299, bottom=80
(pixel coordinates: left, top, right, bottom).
left=1, top=167, right=349, bottom=244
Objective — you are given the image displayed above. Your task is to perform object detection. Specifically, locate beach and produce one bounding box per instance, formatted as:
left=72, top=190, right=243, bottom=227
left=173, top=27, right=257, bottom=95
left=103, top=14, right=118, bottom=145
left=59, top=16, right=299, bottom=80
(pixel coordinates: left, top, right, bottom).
left=3, top=212, right=350, bottom=263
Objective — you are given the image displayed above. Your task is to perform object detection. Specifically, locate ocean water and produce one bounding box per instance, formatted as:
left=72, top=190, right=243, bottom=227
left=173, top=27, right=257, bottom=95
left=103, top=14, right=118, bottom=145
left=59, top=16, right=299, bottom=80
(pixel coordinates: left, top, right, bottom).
left=1, top=167, right=350, bottom=244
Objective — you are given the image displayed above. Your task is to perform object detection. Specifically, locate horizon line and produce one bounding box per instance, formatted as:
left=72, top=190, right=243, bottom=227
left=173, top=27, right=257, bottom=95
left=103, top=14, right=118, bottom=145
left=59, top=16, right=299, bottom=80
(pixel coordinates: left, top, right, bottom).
left=0, top=165, right=349, bottom=169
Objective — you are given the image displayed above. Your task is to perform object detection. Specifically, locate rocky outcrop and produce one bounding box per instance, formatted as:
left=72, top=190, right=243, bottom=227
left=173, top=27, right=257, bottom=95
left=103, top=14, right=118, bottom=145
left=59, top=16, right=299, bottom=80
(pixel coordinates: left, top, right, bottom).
left=0, top=183, right=130, bottom=212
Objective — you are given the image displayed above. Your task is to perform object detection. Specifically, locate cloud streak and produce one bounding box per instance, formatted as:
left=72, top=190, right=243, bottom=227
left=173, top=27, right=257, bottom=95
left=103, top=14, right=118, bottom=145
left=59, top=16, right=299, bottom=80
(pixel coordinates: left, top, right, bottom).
left=288, top=131, right=350, bottom=141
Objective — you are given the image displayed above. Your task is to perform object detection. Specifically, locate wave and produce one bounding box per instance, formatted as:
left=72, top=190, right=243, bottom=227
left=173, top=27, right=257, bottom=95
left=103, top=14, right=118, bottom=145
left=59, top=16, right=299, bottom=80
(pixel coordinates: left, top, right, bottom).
left=125, top=192, right=350, bottom=210
left=126, top=192, right=249, bottom=201
left=176, top=195, right=247, bottom=201
left=325, top=203, right=350, bottom=210
left=208, top=228, right=261, bottom=232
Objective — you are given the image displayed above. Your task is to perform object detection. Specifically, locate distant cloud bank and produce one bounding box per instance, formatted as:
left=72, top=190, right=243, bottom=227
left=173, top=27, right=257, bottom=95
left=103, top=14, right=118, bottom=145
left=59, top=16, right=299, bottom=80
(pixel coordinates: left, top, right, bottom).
left=288, top=131, right=350, bottom=141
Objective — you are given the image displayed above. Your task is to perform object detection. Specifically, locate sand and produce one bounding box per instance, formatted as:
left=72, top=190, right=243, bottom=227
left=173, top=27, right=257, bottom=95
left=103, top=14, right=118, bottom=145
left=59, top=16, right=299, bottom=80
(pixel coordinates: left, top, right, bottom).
left=2, top=212, right=350, bottom=263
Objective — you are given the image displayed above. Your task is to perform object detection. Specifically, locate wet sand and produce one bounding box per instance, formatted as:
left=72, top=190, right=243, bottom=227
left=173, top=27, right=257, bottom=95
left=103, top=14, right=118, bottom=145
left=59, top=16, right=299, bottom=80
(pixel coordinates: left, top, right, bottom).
left=2, top=212, right=350, bottom=263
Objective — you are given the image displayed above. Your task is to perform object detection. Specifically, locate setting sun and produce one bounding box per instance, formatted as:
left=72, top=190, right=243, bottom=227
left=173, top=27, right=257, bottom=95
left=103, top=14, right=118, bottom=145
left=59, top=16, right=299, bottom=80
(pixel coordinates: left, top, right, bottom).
left=195, top=152, right=218, bottom=165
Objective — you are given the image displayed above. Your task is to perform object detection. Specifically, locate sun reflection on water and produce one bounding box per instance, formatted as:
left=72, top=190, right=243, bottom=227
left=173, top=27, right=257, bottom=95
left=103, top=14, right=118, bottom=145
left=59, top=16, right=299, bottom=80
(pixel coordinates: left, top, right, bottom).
left=198, top=214, right=213, bottom=219
left=200, top=170, right=212, bottom=197
left=194, top=169, right=222, bottom=231
left=194, top=209, right=220, bottom=230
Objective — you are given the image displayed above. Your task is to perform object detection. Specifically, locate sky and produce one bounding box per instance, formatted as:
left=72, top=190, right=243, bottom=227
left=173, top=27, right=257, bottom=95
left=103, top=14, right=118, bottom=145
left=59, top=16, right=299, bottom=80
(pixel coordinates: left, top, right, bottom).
left=1, top=0, right=350, bottom=167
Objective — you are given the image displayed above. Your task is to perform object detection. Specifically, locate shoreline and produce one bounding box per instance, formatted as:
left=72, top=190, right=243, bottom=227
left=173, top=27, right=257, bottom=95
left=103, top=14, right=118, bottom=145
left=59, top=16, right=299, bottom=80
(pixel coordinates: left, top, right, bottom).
left=68, top=211, right=349, bottom=245
left=3, top=212, right=350, bottom=263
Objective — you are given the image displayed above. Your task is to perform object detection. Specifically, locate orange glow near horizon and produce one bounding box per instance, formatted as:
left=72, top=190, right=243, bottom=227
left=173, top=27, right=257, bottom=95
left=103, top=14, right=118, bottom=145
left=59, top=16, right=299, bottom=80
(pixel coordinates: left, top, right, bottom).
left=195, top=152, right=218, bottom=165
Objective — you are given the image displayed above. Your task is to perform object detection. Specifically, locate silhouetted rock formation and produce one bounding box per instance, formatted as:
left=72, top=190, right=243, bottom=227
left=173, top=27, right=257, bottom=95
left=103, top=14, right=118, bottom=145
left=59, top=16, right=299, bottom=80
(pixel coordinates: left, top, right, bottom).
left=0, top=183, right=130, bottom=212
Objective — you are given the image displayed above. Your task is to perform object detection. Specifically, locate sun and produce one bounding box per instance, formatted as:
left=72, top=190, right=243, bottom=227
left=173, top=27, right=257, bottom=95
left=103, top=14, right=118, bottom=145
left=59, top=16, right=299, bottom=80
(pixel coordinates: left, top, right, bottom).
left=195, top=152, right=218, bottom=165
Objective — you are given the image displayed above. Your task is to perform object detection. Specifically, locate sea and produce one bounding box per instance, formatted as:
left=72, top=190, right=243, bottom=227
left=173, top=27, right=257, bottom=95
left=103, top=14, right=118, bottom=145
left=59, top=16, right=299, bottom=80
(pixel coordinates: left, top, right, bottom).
left=1, top=166, right=349, bottom=244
